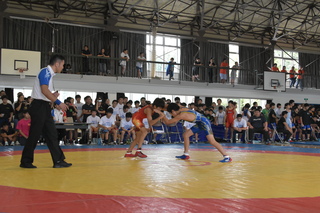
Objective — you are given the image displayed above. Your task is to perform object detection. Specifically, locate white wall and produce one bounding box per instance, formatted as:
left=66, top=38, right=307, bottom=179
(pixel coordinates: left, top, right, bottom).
left=0, top=74, right=319, bottom=107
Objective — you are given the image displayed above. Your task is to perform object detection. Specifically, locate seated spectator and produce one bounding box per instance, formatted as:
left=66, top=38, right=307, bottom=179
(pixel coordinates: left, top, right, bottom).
left=130, top=100, right=141, bottom=114
left=86, top=110, right=101, bottom=143
left=277, top=111, right=293, bottom=143
left=119, top=112, right=135, bottom=144
left=65, top=99, right=77, bottom=144
left=232, top=114, right=247, bottom=143
left=126, top=100, right=133, bottom=111
left=0, top=95, right=14, bottom=127
left=52, top=104, right=67, bottom=144
left=311, top=116, right=320, bottom=140
left=14, top=94, right=28, bottom=129
left=16, top=111, right=31, bottom=146
left=1, top=122, right=17, bottom=146
left=95, top=98, right=106, bottom=117
left=241, top=103, right=251, bottom=121
left=0, top=91, right=13, bottom=105
left=204, top=108, right=215, bottom=124
left=99, top=108, right=118, bottom=144
left=248, top=109, right=270, bottom=144
left=119, top=105, right=129, bottom=120
left=109, top=100, right=120, bottom=119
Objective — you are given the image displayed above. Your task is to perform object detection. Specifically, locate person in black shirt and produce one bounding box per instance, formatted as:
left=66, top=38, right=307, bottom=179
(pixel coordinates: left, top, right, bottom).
left=192, top=58, right=203, bottom=82
left=82, top=96, right=95, bottom=122
left=268, top=103, right=277, bottom=138
left=208, top=57, right=216, bottom=83
left=299, top=104, right=311, bottom=140
left=81, top=45, right=92, bottom=74
left=204, top=108, right=215, bottom=124
left=277, top=111, right=292, bottom=143
left=1, top=123, right=17, bottom=146
left=14, top=94, right=28, bottom=128
left=0, top=96, right=14, bottom=127
left=248, top=110, right=270, bottom=143
left=65, top=99, right=77, bottom=143
left=95, top=98, right=106, bottom=117
left=97, top=48, right=110, bottom=76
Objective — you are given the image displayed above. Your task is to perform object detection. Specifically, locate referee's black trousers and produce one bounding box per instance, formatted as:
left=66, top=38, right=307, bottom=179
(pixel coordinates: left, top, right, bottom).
left=20, top=99, right=65, bottom=164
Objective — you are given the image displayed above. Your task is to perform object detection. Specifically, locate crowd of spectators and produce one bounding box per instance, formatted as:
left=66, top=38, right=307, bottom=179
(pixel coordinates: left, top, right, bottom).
left=1, top=89, right=320, bottom=146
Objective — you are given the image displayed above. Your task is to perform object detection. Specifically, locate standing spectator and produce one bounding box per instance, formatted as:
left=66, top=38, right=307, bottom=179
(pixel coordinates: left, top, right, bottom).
left=280, top=66, right=287, bottom=73
left=14, top=94, right=28, bottom=128
left=87, top=110, right=101, bottom=143
left=289, top=66, right=296, bottom=88
left=242, top=103, right=251, bottom=122
left=20, top=54, right=72, bottom=168
left=261, top=103, right=270, bottom=122
left=296, top=67, right=304, bottom=90
left=208, top=57, right=216, bottom=83
left=300, top=104, right=311, bottom=140
left=270, top=63, right=279, bottom=71
left=0, top=95, right=13, bottom=127
left=192, top=58, right=202, bottom=82
left=74, top=95, right=84, bottom=122
left=120, top=49, right=130, bottom=77
left=284, top=103, right=295, bottom=141
left=215, top=106, right=225, bottom=125
left=219, top=58, right=229, bottom=84
left=140, top=97, right=147, bottom=107
left=248, top=110, right=270, bottom=144
left=64, top=99, right=77, bottom=143
left=81, top=45, right=92, bottom=74
left=230, top=62, right=240, bottom=87
left=232, top=114, right=247, bottom=143
left=1, top=123, right=17, bottom=146
left=277, top=111, right=293, bottom=143
left=95, top=98, right=106, bottom=117
left=136, top=52, right=146, bottom=79
left=82, top=96, right=94, bottom=123
left=275, top=103, right=282, bottom=119
left=166, top=57, right=176, bottom=81
left=268, top=103, right=277, bottom=137
left=97, top=48, right=110, bottom=76
left=16, top=111, right=31, bottom=146
left=216, top=98, right=226, bottom=111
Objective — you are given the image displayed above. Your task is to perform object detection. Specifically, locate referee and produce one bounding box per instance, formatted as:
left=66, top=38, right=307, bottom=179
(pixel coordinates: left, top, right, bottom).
left=20, top=55, right=72, bottom=168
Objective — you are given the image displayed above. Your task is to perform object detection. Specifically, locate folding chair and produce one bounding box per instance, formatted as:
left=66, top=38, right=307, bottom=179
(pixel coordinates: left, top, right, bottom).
left=271, top=123, right=284, bottom=143
left=165, top=121, right=183, bottom=143
left=152, top=121, right=168, bottom=144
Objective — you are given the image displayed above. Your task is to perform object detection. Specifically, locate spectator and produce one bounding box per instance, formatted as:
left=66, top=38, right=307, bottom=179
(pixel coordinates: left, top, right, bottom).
left=95, top=98, right=106, bottom=117
left=97, top=48, right=110, bottom=76
left=261, top=103, right=270, bottom=122
left=208, top=57, right=216, bottom=83
left=277, top=111, right=293, bottom=143
left=52, top=103, right=67, bottom=144
left=299, top=104, right=311, bottom=141
left=120, top=48, right=130, bottom=77
left=0, top=91, right=13, bottom=105
left=275, top=103, right=282, bottom=119
left=284, top=103, right=295, bottom=141
left=64, top=99, right=77, bottom=143
left=270, top=63, right=279, bottom=71
left=1, top=123, right=17, bottom=146
left=0, top=95, right=14, bottom=127
left=216, top=98, right=226, bottom=111
left=81, top=45, right=92, bottom=74
left=116, top=97, right=124, bottom=113
left=75, top=95, right=84, bottom=122
left=166, top=57, right=176, bottom=81
left=174, top=97, right=181, bottom=104
left=289, top=66, right=296, bottom=88
left=296, top=66, right=304, bottom=90
left=86, top=109, right=101, bottom=144
left=103, top=98, right=111, bottom=109
left=248, top=110, right=270, bottom=144
left=99, top=108, right=118, bottom=144
left=268, top=103, right=277, bottom=137
left=215, top=106, right=225, bottom=126
left=123, top=97, right=128, bottom=105
left=126, top=100, right=133, bottom=110
left=119, top=105, right=129, bottom=121
left=136, top=52, right=146, bottom=79
left=120, top=112, right=135, bottom=144
left=242, top=103, right=251, bottom=121
left=232, top=114, right=247, bottom=143
left=82, top=96, right=94, bottom=123
left=16, top=111, right=31, bottom=146
left=14, top=94, right=28, bottom=128
left=140, top=97, right=147, bottom=107
left=65, top=64, right=72, bottom=74
left=192, top=57, right=202, bottom=82
left=230, top=62, right=240, bottom=87
left=130, top=101, right=141, bottom=114
left=224, top=101, right=236, bottom=141
left=204, top=108, right=215, bottom=124
left=280, top=66, right=287, bottom=73
left=108, top=100, right=120, bottom=119
left=219, top=58, right=228, bottom=84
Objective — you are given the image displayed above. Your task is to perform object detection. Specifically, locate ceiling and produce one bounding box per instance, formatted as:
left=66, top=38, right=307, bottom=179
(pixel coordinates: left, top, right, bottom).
left=4, top=0, right=320, bottom=52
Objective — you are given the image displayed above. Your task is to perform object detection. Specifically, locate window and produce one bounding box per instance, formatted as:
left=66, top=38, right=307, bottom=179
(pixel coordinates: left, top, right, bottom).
left=146, top=34, right=181, bottom=78
left=274, top=50, right=299, bottom=71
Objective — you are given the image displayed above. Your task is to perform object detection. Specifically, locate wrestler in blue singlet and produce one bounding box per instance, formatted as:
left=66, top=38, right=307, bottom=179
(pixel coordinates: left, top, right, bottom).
left=181, top=110, right=213, bottom=135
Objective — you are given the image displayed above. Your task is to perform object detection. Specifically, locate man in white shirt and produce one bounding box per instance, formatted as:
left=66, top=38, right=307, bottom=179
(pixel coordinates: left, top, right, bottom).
left=136, top=52, right=146, bottom=79
left=120, top=49, right=129, bottom=77
left=20, top=55, right=72, bottom=168
left=120, top=112, right=135, bottom=144
left=99, top=108, right=118, bottom=144
left=87, top=110, right=101, bottom=143
left=215, top=106, right=226, bottom=125
left=275, top=103, right=282, bottom=119
left=232, top=114, right=248, bottom=143
left=130, top=100, right=141, bottom=114
left=74, top=94, right=84, bottom=122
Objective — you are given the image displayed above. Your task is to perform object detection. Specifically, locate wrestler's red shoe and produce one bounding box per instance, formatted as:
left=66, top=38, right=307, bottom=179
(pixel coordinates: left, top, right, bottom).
left=135, top=151, right=148, bottom=158
left=124, top=152, right=136, bottom=157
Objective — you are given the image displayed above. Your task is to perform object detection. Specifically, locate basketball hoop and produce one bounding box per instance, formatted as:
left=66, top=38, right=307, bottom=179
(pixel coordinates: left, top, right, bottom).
left=17, top=67, right=28, bottom=79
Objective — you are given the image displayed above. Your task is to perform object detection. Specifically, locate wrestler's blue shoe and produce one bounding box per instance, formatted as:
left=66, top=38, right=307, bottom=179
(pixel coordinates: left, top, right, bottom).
left=219, top=156, right=232, bottom=163
left=176, top=154, right=190, bottom=160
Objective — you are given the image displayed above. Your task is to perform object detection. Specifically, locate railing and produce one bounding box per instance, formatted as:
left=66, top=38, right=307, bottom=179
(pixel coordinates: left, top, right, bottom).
left=42, top=53, right=319, bottom=89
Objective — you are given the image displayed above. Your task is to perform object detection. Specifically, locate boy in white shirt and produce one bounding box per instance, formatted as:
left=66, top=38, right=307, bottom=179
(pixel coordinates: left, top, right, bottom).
left=130, top=101, right=141, bottom=114
left=99, top=108, right=118, bottom=144
left=87, top=110, right=101, bottom=143
left=215, top=106, right=226, bottom=125
left=120, top=112, right=135, bottom=144
left=232, top=114, right=248, bottom=143
left=119, top=105, right=129, bottom=120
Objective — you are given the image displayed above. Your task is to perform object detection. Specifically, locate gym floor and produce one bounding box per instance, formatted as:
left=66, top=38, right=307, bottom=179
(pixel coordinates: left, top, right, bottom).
left=1, top=142, right=320, bottom=213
